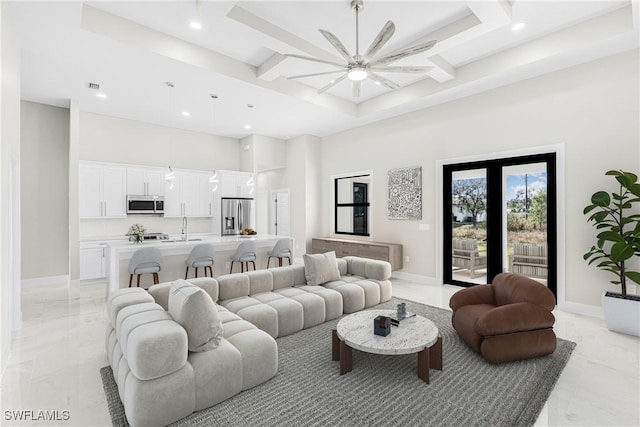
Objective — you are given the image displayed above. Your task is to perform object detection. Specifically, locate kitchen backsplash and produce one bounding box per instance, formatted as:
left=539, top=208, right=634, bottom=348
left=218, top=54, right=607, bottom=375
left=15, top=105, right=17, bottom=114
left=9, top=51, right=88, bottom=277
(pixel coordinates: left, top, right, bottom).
left=80, top=216, right=216, bottom=238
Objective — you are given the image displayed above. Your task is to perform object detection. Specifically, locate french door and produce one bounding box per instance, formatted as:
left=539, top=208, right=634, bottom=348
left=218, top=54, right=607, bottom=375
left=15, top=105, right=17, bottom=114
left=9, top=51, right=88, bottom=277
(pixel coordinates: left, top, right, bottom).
left=443, top=153, right=557, bottom=297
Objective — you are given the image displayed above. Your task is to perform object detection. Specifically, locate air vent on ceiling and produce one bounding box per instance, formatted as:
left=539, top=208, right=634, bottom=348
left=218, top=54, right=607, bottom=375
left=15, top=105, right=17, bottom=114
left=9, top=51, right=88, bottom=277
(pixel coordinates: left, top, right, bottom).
left=86, top=82, right=100, bottom=90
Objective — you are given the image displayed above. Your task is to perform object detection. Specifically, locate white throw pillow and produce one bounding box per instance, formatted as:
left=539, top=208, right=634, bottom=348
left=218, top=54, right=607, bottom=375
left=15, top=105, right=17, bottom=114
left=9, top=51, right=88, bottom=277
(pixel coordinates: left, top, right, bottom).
left=169, top=279, right=223, bottom=352
left=303, top=251, right=341, bottom=286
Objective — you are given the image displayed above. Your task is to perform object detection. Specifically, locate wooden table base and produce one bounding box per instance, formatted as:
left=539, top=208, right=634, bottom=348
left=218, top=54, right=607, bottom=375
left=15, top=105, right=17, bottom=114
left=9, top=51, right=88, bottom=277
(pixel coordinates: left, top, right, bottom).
left=417, top=336, right=443, bottom=383
left=331, top=329, right=442, bottom=383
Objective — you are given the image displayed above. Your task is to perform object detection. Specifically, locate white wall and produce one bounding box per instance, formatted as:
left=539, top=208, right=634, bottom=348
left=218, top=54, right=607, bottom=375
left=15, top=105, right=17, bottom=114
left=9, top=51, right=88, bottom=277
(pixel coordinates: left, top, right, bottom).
left=79, top=112, right=240, bottom=171
left=1, top=1, right=21, bottom=374
left=77, top=113, right=242, bottom=238
left=320, top=50, right=639, bottom=307
left=20, top=102, right=69, bottom=280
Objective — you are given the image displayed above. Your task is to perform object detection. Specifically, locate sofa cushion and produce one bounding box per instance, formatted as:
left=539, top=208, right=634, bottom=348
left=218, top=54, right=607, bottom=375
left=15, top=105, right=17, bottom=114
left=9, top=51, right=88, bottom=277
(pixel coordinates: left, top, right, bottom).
left=303, top=251, right=341, bottom=286
left=271, top=267, right=295, bottom=290
left=246, top=270, right=274, bottom=295
left=218, top=274, right=250, bottom=300
left=108, top=288, right=154, bottom=327
left=149, top=278, right=219, bottom=310
left=169, top=280, right=223, bottom=352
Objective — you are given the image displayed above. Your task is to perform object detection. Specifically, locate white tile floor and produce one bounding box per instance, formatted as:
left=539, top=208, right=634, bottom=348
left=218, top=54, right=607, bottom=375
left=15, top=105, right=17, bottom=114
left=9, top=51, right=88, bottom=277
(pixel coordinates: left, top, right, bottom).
left=1, top=279, right=638, bottom=426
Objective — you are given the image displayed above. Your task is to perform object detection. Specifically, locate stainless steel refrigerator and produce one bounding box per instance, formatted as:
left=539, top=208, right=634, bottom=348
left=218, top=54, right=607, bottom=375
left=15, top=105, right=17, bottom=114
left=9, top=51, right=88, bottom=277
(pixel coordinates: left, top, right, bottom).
left=221, top=198, right=254, bottom=235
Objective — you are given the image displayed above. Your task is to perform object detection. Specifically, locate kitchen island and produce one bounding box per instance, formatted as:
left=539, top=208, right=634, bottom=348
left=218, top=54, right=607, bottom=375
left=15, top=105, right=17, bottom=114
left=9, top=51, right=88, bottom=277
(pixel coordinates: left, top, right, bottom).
left=106, top=234, right=292, bottom=295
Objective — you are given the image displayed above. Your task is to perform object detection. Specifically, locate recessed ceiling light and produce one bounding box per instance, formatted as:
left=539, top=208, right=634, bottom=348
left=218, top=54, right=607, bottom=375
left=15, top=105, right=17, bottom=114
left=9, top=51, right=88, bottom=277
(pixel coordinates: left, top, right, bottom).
left=512, top=22, right=526, bottom=31
left=96, top=93, right=107, bottom=99
left=244, top=125, right=252, bottom=130
left=182, top=111, right=190, bottom=117
left=189, top=21, right=202, bottom=30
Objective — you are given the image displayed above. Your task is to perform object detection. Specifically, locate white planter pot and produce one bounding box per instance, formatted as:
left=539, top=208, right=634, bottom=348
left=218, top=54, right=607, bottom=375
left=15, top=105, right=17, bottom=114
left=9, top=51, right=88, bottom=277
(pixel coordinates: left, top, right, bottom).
left=601, top=291, right=640, bottom=337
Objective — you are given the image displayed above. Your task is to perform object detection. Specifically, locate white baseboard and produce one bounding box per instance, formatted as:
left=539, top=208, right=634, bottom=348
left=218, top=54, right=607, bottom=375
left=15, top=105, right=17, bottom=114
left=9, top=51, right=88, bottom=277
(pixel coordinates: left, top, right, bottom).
left=21, top=275, right=70, bottom=288
left=391, top=271, right=437, bottom=285
left=558, top=300, right=603, bottom=318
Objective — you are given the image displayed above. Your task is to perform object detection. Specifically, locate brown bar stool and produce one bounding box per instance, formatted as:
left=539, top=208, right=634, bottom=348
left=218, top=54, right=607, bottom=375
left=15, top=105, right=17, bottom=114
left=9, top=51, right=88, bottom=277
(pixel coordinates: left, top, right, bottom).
left=128, top=247, right=162, bottom=288
left=267, top=238, right=292, bottom=268
left=229, top=241, right=257, bottom=273
left=185, top=244, right=215, bottom=279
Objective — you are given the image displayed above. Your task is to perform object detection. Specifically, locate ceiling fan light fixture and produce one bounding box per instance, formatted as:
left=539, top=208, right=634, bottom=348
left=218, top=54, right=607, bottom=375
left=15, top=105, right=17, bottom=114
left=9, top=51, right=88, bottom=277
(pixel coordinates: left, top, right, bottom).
left=347, top=67, right=368, bottom=81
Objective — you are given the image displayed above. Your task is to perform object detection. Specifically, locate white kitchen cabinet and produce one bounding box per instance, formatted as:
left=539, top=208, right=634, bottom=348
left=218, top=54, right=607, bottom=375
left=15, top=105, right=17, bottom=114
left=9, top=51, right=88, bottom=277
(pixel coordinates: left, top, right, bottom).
left=164, top=171, right=213, bottom=217
left=217, top=171, right=255, bottom=198
left=79, top=162, right=127, bottom=218
left=80, top=244, right=108, bottom=280
left=127, top=167, right=164, bottom=196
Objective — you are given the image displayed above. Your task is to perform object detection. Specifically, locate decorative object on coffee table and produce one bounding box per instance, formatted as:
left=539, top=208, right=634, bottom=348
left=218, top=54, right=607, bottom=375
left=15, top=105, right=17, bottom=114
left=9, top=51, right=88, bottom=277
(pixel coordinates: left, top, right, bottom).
left=332, top=309, right=442, bottom=383
left=373, top=315, right=391, bottom=336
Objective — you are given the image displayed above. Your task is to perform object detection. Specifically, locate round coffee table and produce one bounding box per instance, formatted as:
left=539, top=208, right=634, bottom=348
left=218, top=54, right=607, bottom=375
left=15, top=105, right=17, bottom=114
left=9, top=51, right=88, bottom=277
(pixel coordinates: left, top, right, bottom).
left=331, top=309, right=442, bottom=383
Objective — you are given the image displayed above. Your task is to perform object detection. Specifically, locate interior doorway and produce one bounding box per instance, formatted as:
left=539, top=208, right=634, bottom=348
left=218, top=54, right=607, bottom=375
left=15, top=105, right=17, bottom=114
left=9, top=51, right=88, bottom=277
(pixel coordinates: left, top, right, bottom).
left=443, top=153, right=557, bottom=297
left=269, top=189, right=291, bottom=237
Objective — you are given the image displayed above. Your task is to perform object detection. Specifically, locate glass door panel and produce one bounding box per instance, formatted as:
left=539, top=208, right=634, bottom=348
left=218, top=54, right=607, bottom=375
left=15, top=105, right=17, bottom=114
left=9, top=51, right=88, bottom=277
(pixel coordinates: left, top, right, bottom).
left=503, top=163, right=548, bottom=284
left=443, top=153, right=556, bottom=296
left=451, top=169, right=488, bottom=284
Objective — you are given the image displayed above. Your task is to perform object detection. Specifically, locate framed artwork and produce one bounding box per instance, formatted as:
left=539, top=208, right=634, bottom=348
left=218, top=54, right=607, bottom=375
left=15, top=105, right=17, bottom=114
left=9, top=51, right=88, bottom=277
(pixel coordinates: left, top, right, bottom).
left=388, top=166, right=422, bottom=220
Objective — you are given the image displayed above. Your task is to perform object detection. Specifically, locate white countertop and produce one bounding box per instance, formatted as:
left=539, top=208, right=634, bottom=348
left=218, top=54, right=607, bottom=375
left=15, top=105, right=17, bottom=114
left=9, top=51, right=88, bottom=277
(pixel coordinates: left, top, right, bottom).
left=106, top=234, right=286, bottom=253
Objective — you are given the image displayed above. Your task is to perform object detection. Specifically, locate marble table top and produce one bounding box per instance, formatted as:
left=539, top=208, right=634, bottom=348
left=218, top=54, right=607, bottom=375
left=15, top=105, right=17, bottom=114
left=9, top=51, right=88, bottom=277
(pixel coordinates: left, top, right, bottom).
left=336, top=309, right=439, bottom=355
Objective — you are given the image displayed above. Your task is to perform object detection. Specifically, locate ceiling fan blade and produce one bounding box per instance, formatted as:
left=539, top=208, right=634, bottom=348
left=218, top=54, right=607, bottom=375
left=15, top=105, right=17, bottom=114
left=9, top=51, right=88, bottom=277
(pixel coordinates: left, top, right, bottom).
left=369, top=39, right=437, bottom=66
left=352, top=80, right=361, bottom=98
left=368, top=72, right=400, bottom=90
left=285, top=53, right=345, bottom=69
left=363, top=20, right=395, bottom=61
left=369, top=65, right=433, bottom=73
left=288, top=70, right=347, bottom=80
left=319, top=29, right=355, bottom=64
left=318, top=73, right=348, bottom=94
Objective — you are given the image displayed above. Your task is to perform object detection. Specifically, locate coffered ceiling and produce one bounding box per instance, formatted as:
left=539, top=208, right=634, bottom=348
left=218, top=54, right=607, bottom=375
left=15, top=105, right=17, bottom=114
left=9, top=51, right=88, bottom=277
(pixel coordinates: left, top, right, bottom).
left=10, top=1, right=639, bottom=139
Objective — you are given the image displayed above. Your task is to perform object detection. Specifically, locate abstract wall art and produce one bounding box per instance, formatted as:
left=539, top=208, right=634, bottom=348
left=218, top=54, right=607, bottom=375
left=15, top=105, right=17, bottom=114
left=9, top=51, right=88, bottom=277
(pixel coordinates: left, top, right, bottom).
left=388, top=166, right=422, bottom=220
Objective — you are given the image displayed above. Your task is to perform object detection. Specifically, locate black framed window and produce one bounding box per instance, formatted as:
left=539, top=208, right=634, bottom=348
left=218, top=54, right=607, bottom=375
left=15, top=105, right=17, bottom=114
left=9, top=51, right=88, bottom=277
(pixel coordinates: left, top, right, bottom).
left=335, top=174, right=370, bottom=236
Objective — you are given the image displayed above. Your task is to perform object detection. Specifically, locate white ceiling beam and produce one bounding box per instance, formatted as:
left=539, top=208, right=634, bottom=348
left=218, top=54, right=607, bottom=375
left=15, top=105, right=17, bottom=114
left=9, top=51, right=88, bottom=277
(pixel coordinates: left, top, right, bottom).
left=467, top=0, right=512, bottom=27
left=80, top=4, right=357, bottom=117
left=257, top=53, right=287, bottom=81
left=227, top=5, right=341, bottom=63
left=228, top=4, right=344, bottom=82
left=427, top=56, right=456, bottom=83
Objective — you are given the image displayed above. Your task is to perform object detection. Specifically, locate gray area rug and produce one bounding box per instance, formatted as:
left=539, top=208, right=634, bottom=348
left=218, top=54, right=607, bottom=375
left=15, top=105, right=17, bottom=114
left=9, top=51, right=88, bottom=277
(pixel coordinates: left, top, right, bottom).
left=100, top=298, right=576, bottom=426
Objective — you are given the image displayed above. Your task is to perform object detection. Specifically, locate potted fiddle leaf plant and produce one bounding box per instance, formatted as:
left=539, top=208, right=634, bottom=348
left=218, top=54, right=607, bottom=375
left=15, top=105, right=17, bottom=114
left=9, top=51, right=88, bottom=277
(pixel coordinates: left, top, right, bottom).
left=583, top=170, right=640, bottom=336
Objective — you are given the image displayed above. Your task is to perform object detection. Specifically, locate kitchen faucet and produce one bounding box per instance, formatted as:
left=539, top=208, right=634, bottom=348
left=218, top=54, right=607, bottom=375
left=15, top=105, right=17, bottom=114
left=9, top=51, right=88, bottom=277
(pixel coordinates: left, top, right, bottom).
left=181, top=215, right=188, bottom=242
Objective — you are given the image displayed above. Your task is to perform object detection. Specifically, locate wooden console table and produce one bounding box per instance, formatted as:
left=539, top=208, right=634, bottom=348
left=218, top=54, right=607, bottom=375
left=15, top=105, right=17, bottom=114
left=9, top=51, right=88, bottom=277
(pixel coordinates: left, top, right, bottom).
left=311, top=237, right=403, bottom=270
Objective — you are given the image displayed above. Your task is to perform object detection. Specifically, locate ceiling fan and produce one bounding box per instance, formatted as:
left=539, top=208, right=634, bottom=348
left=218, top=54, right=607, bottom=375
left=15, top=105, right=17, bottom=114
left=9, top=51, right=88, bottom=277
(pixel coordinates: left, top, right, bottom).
left=286, top=0, right=436, bottom=97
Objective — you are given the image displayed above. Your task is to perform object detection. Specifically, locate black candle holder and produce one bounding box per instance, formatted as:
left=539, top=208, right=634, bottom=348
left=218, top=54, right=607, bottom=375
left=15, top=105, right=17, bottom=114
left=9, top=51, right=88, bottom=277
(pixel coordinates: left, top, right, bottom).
left=374, top=315, right=391, bottom=336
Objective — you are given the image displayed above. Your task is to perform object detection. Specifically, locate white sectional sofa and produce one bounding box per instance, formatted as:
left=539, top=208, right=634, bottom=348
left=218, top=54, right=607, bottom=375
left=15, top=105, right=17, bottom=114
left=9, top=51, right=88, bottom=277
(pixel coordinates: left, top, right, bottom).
left=105, top=284, right=278, bottom=427
left=105, top=254, right=392, bottom=426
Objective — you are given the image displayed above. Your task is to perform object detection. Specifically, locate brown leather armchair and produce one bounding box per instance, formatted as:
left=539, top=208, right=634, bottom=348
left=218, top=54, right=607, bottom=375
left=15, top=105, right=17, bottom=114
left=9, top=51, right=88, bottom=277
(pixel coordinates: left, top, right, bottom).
left=449, top=272, right=557, bottom=364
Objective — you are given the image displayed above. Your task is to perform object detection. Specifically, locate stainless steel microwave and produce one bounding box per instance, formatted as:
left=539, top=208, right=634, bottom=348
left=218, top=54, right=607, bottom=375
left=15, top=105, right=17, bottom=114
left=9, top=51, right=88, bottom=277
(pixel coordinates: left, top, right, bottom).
left=127, top=195, right=164, bottom=215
